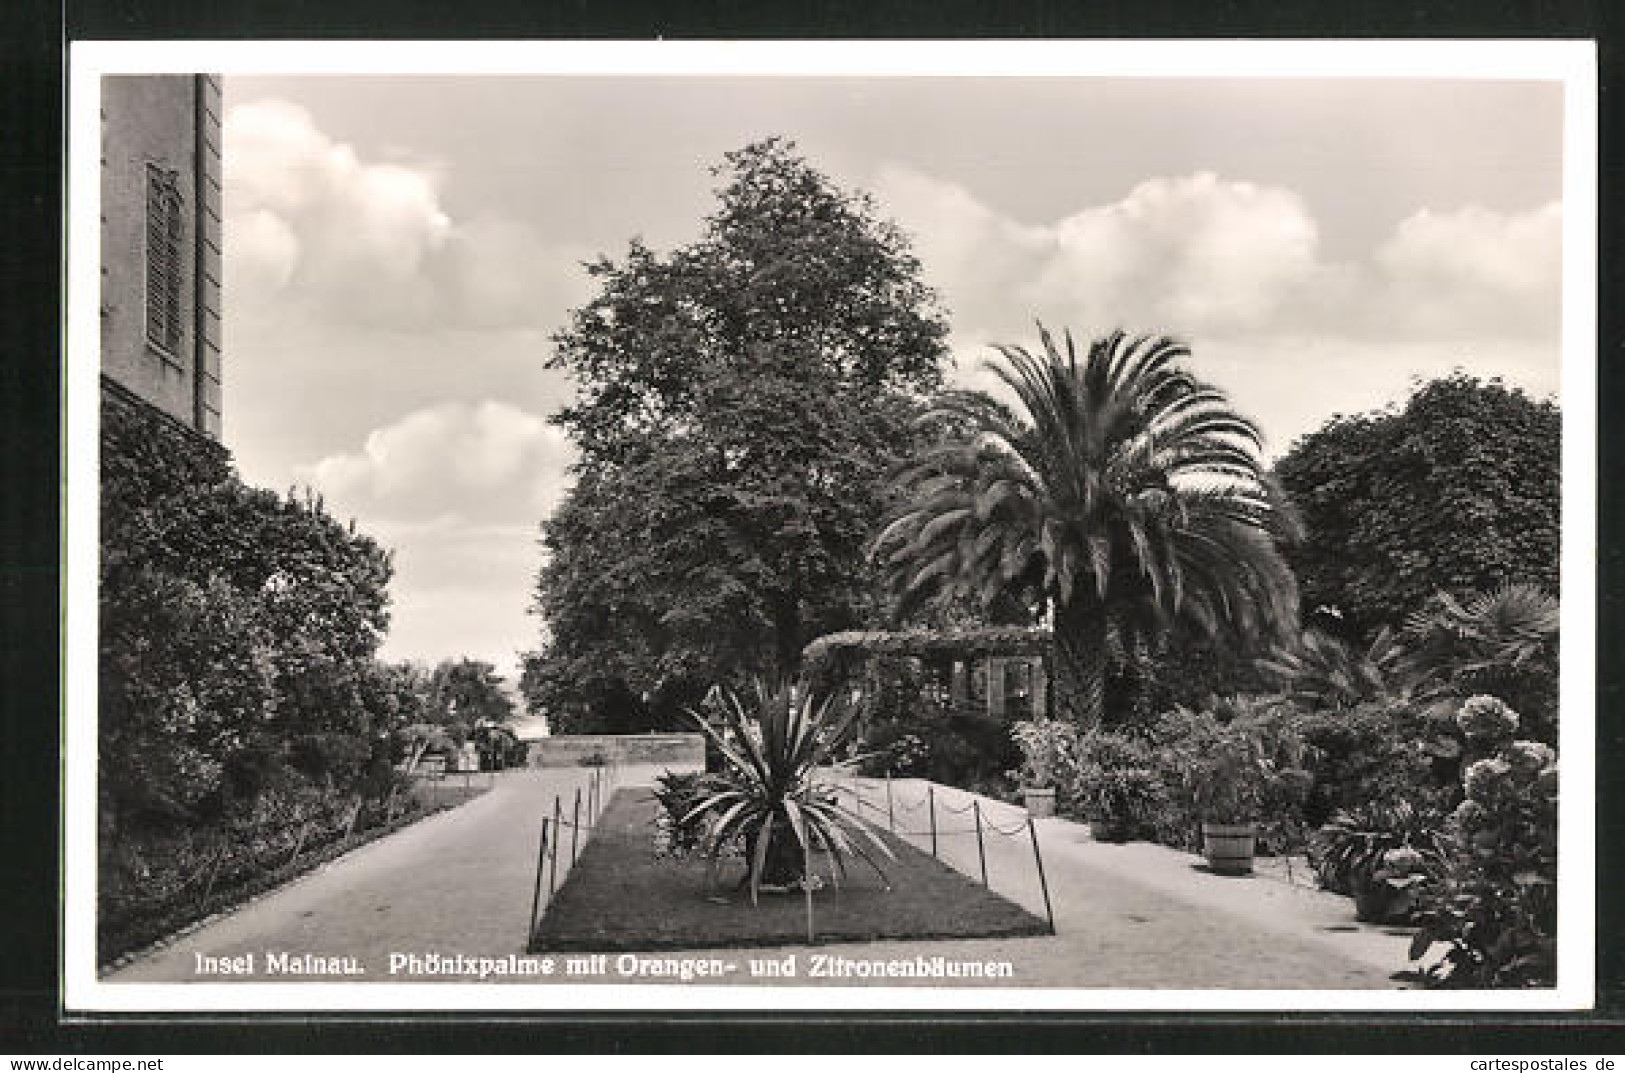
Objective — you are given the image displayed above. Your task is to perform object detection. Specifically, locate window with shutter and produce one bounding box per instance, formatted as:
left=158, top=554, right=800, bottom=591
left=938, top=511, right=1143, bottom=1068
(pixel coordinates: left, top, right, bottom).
left=144, top=164, right=184, bottom=357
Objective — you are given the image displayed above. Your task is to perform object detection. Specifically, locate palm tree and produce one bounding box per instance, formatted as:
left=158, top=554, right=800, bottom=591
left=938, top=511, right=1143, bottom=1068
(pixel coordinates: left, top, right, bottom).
left=1400, top=582, right=1559, bottom=737
left=872, top=327, right=1299, bottom=729
left=1401, top=582, right=1558, bottom=688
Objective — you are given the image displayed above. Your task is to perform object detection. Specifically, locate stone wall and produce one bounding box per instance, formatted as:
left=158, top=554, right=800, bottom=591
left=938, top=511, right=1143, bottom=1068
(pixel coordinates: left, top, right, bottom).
left=527, top=733, right=705, bottom=772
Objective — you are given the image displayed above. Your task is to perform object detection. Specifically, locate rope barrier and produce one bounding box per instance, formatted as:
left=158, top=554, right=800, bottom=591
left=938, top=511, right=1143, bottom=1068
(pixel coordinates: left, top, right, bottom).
left=833, top=780, right=1059, bottom=933
left=849, top=824, right=1033, bottom=839
left=833, top=802, right=1034, bottom=841
left=843, top=787, right=1026, bottom=828
left=528, top=770, right=614, bottom=951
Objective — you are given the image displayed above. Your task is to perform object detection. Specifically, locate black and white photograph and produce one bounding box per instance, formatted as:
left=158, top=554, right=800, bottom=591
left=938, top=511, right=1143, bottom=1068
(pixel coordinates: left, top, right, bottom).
left=62, top=40, right=1597, bottom=1013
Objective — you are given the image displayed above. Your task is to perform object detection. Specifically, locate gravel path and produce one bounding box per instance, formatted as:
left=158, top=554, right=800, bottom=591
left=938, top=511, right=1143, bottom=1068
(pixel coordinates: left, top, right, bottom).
left=104, top=768, right=1413, bottom=990
left=748, top=776, right=1417, bottom=989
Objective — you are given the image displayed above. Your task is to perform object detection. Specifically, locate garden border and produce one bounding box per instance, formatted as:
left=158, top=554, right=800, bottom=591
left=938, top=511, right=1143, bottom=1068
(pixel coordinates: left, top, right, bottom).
left=97, top=780, right=492, bottom=974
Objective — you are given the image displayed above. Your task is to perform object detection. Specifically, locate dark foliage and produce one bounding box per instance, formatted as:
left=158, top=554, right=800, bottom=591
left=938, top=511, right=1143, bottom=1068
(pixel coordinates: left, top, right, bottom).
left=1309, top=801, right=1448, bottom=922
left=98, top=388, right=410, bottom=960
left=1274, top=374, right=1559, bottom=642
left=531, top=139, right=949, bottom=731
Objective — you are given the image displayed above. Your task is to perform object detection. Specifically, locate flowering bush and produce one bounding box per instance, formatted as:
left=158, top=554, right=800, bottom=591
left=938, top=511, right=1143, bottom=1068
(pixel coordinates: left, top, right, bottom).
left=1456, top=695, right=1519, bottom=746
left=1410, top=699, right=1557, bottom=988
left=1009, top=718, right=1081, bottom=789
left=884, top=733, right=930, bottom=776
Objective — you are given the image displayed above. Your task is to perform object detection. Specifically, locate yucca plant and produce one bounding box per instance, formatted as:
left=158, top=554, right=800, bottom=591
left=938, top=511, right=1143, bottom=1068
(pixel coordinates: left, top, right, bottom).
left=684, top=681, right=895, bottom=902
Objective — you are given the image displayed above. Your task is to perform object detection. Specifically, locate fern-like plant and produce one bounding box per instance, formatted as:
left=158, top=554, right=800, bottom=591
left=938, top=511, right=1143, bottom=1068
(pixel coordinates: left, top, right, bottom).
left=1256, top=626, right=1410, bottom=709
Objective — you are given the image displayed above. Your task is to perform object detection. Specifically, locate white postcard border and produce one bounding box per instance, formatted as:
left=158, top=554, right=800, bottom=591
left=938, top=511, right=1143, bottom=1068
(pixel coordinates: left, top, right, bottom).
left=63, top=37, right=1599, bottom=1013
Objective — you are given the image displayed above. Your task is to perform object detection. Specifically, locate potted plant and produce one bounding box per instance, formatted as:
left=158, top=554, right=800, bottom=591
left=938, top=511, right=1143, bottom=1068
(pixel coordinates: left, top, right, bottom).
left=1309, top=801, right=1446, bottom=922
left=1182, top=731, right=1277, bottom=875
left=1010, top=718, right=1078, bottom=818
left=1167, top=706, right=1318, bottom=875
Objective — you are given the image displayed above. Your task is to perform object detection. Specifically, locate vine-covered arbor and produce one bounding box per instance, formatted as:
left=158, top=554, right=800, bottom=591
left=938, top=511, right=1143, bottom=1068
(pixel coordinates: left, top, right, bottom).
left=802, top=627, right=1053, bottom=722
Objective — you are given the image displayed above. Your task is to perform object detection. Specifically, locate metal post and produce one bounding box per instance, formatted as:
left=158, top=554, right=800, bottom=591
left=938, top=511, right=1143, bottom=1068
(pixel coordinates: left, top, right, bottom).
left=571, top=787, right=582, bottom=863
left=549, top=796, right=562, bottom=896
left=1027, top=815, right=1056, bottom=935
left=526, top=817, right=552, bottom=948
left=885, top=771, right=895, bottom=832
left=802, top=842, right=815, bottom=945
left=973, top=801, right=988, bottom=886
left=927, top=784, right=938, bottom=858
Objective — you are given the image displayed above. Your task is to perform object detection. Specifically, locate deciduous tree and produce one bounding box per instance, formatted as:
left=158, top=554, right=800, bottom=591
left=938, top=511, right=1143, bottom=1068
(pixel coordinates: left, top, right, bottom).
left=1273, top=374, right=1559, bottom=642
left=532, top=138, right=949, bottom=728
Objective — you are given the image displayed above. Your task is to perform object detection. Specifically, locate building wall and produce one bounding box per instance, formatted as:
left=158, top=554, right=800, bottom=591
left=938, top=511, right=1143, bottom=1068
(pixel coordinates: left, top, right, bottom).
left=100, top=75, right=223, bottom=438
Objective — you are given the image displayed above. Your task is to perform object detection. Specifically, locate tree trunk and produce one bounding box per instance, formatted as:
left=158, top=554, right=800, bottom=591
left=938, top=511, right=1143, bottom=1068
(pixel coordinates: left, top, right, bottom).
left=1053, top=599, right=1107, bottom=731
left=772, top=592, right=803, bottom=681
left=742, top=812, right=806, bottom=890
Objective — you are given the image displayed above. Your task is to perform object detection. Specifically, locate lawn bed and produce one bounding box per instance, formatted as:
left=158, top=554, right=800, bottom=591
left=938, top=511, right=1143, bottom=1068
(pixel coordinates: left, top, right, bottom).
left=532, top=788, right=1049, bottom=951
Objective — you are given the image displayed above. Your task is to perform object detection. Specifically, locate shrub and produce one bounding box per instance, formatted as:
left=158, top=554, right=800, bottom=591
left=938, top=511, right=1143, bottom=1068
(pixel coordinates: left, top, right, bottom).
left=1309, top=801, right=1447, bottom=922
left=1288, top=702, right=1448, bottom=826
left=1069, top=731, right=1166, bottom=841
left=1140, top=703, right=1314, bottom=849
left=1009, top=718, right=1081, bottom=790
left=650, top=770, right=718, bottom=858
left=861, top=731, right=928, bottom=777
left=853, top=677, right=1021, bottom=791
left=1409, top=699, right=1558, bottom=988
left=1183, top=731, right=1279, bottom=825
left=98, top=389, right=402, bottom=958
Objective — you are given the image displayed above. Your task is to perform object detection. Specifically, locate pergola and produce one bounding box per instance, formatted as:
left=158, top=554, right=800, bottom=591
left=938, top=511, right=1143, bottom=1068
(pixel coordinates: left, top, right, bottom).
left=802, top=626, right=1053, bottom=720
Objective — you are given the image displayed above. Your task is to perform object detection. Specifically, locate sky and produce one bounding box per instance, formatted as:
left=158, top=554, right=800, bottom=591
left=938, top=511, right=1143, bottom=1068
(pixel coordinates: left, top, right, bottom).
left=217, top=73, right=1565, bottom=686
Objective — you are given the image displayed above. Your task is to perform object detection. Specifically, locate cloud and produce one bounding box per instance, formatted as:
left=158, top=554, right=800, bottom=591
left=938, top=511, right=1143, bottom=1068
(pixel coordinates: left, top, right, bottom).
left=306, top=400, right=575, bottom=527
left=1032, top=172, right=1325, bottom=334
left=1371, top=202, right=1562, bottom=339
left=223, top=100, right=593, bottom=330
left=301, top=401, right=577, bottom=679
left=871, top=165, right=1561, bottom=350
